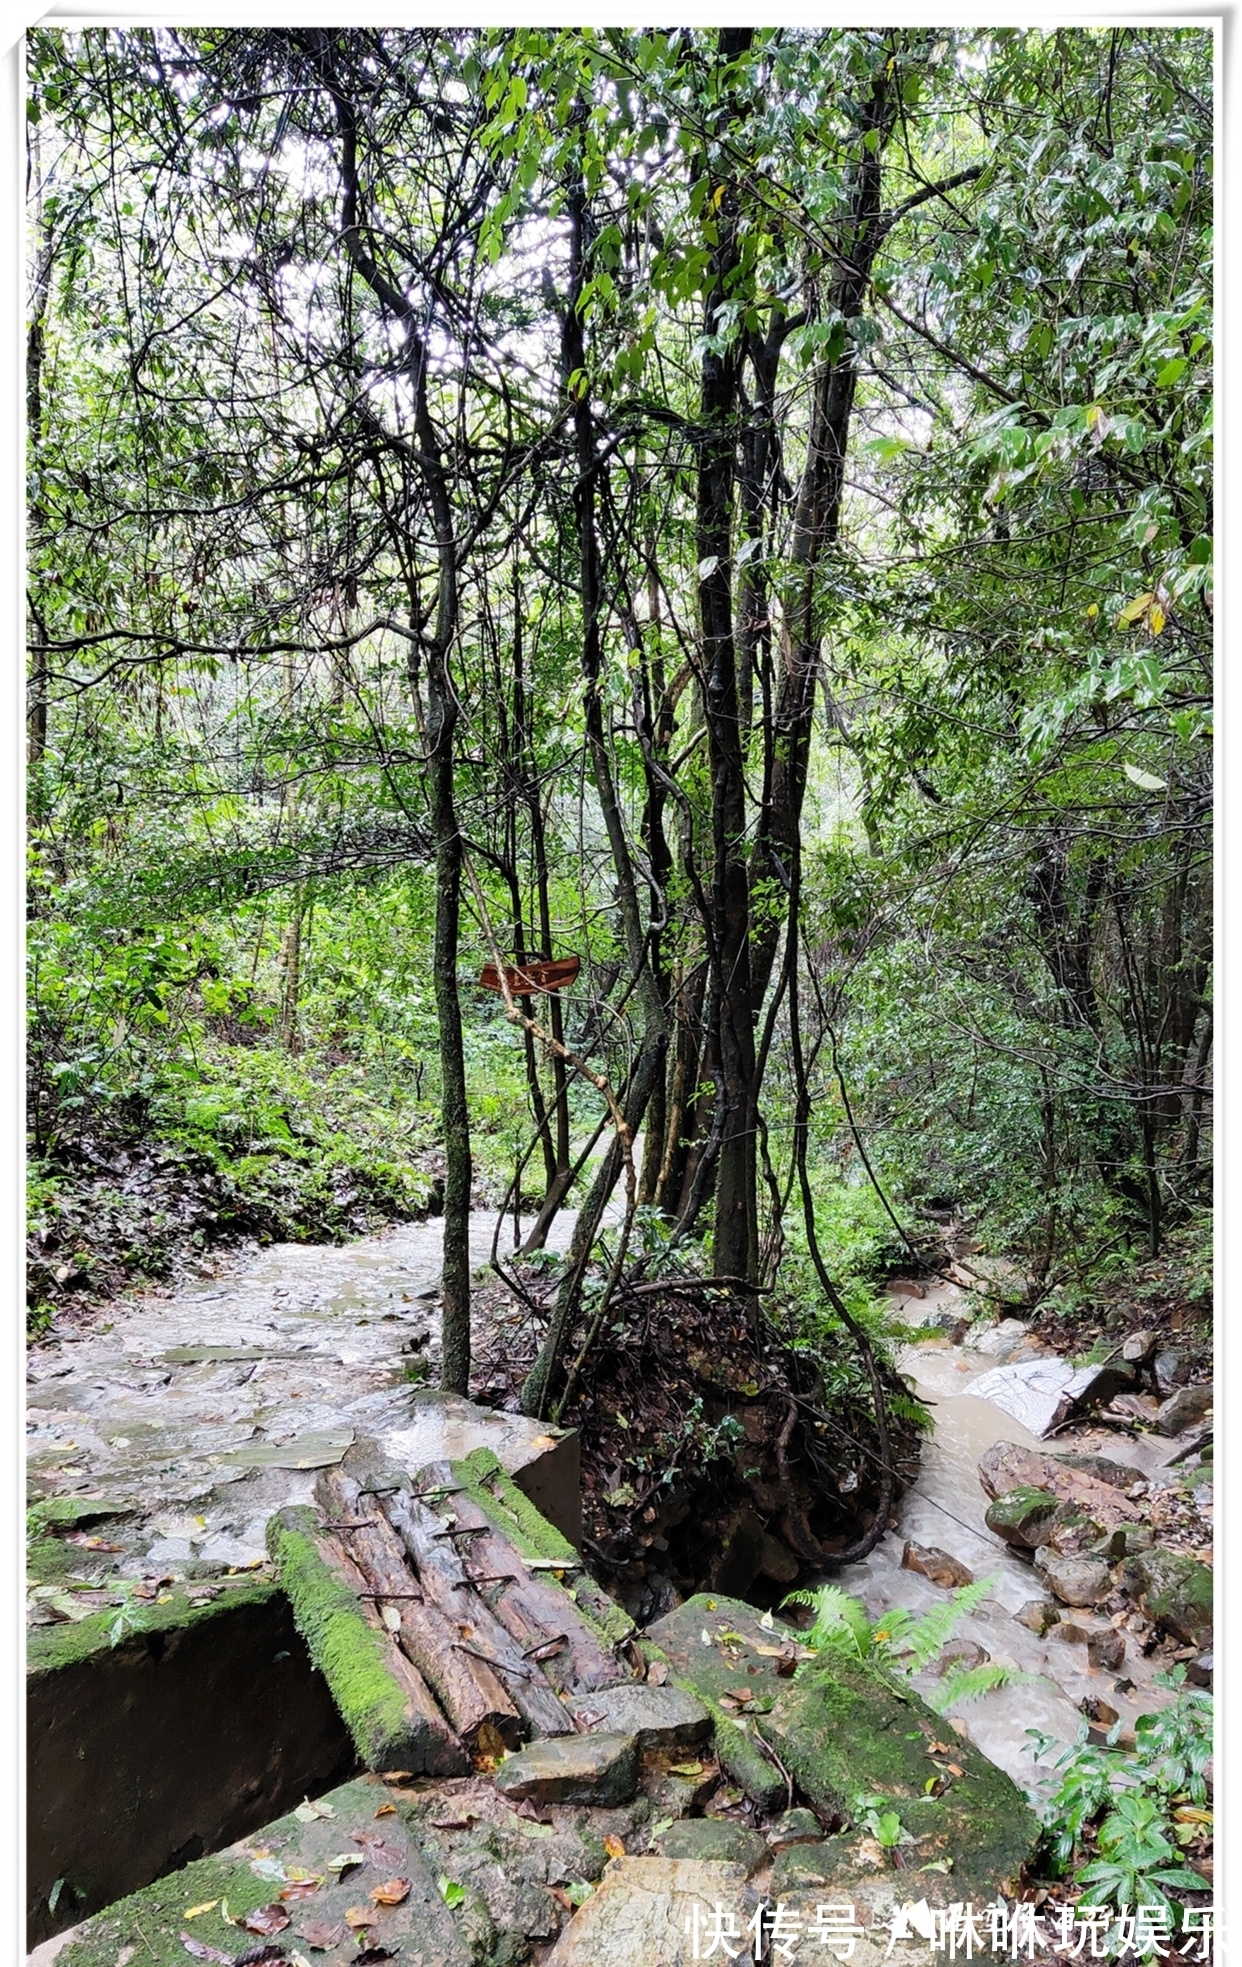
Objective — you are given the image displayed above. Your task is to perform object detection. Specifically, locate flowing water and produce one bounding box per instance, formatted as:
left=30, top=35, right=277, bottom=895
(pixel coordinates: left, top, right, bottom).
left=845, top=1278, right=1181, bottom=1796
left=28, top=1221, right=1183, bottom=1799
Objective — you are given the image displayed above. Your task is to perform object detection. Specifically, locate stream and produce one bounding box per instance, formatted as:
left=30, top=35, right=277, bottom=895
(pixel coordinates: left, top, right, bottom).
left=28, top=1215, right=1188, bottom=1803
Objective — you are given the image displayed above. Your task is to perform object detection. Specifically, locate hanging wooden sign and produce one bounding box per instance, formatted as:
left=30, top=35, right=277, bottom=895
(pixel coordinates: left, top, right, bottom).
left=479, top=954, right=581, bottom=996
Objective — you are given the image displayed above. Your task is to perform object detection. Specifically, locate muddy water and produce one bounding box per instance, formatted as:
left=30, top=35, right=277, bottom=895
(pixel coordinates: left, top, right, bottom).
left=842, top=1278, right=1180, bottom=1797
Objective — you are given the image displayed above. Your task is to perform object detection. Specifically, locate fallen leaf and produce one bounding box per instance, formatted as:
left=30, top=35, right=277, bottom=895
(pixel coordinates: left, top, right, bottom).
left=603, top=1835, right=625, bottom=1859
left=294, top=1797, right=335, bottom=1823
left=296, top=1918, right=346, bottom=1950
left=180, top=1939, right=233, bottom=1965
left=513, top=1798, right=550, bottom=1824
left=251, top=1858, right=288, bottom=1882
left=437, top=1875, right=466, bottom=1909
left=241, top=1904, right=290, bottom=1936
left=323, top=1853, right=363, bottom=1876
left=351, top=1835, right=404, bottom=1870
left=759, top=1609, right=775, bottom=1630
left=381, top=1606, right=401, bottom=1633
left=525, top=1636, right=567, bottom=1662
left=278, top=1879, right=323, bottom=1902
left=646, top=1660, right=669, bottom=1686
left=946, top=1762, right=965, bottom=1778
left=374, top=1803, right=397, bottom=1817
left=184, top=1900, right=219, bottom=1919
left=430, top=1813, right=477, bottom=1831
left=370, top=1878, right=411, bottom=1907
left=379, top=1771, right=413, bottom=1784
left=345, top=1905, right=377, bottom=1929
left=668, top=1760, right=704, bottom=1776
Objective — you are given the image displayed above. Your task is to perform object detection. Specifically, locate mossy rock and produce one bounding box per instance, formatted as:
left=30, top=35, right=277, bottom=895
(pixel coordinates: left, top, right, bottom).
left=1125, top=1546, right=1213, bottom=1647
left=645, top=1595, right=1037, bottom=1892
left=984, top=1486, right=1060, bottom=1550
left=27, top=1577, right=276, bottom=1676
left=51, top=1775, right=470, bottom=1967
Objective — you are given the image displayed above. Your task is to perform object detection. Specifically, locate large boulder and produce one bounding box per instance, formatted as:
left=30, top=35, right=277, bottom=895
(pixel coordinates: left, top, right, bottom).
left=644, top=1595, right=1038, bottom=1894
left=544, top=1857, right=757, bottom=1967
left=968, top=1357, right=1136, bottom=1437
left=977, top=1442, right=1145, bottom=1525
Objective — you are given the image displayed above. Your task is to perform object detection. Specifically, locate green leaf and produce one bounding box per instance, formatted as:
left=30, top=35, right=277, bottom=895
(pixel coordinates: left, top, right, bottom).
left=1123, top=763, right=1167, bottom=792
left=437, top=1876, right=466, bottom=1909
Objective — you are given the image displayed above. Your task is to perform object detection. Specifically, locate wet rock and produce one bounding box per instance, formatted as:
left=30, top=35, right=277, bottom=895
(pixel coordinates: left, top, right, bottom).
left=1087, top=1628, right=1126, bottom=1671
left=1120, top=1547, right=1213, bottom=1648
left=977, top=1443, right=1145, bottom=1524
left=969, top=1357, right=1135, bottom=1438
left=576, top=1684, right=710, bottom=1753
left=654, top=1818, right=768, bottom=1873
left=1122, top=1330, right=1160, bottom=1364
left=937, top=1638, right=990, bottom=1673
left=1052, top=1622, right=1091, bottom=1645
left=759, top=1533, right=799, bottom=1584
left=1015, top=1597, right=1060, bottom=1635
left=1154, top=1348, right=1189, bottom=1393
left=985, top=1486, right=1060, bottom=1551
left=967, top=1317, right=1030, bottom=1360
left=1091, top=1524, right=1154, bottom=1561
left=1186, top=1652, right=1214, bottom=1689
left=767, top=1807, right=824, bottom=1849
left=1057, top=1453, right=1149, bottom=1494
left=544, top=1856, right=757, bottom=1967
left=901, top=1541, right=974, bottom=1588
left=645, top=1594, right=1038, bottom=1892
left=1081, top=1695, right=1120, bottom=1727
left=1155, top=1383, right=1213, bottom=1437
left=493, top=1733, right=639, bottom=1808
left=1033, top=1549, right=1113, bottom=1608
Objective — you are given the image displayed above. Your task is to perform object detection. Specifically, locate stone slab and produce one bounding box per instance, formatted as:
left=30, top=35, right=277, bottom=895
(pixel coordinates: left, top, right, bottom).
left=544, top=1856, right=758, bottom=1967
left=576, top=1683, right=711, bottom=1751
left=45, top=1775, right=471, bottom=1967
left=493, top=1731, right=640, bottom=1807
left=645, top=1596, right=1038, bottom=1893
left=969, top=1358, right=1134, bottom=1437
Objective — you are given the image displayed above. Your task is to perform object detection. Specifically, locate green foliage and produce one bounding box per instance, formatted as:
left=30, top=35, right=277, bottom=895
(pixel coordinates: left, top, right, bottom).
left=784, top=1575, right=1029, bottom=1716
left=1028, top=1670, right=1214, bottom=1918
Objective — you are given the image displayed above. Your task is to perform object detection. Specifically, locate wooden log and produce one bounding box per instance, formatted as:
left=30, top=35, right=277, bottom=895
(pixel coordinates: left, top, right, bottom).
left=415, top=1459, right=628, bottom=1697
left=382, top=1484, right=575, bottom=1738
left=265, top=1504, right=467, bottom=1775
left=316, top=1469, right=523, bottom=1751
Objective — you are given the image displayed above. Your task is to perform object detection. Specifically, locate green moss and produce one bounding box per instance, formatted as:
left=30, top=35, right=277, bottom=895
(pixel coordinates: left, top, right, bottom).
left=27, top=1496, right=138, bottom=1536
left=27, top=1535, right=81, bottom=1582
left=454, top=1448, right=634, bottom=1649
left=50, top=1849, right=274, bottom=1967
left=266, top=1504, right=427, bottom=1768
left=26, top=1579, right=276, bottom=1675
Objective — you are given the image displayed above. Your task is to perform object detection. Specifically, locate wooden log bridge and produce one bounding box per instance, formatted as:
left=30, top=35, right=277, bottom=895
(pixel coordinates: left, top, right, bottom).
left=268, top=1448, right=636, bottom=1775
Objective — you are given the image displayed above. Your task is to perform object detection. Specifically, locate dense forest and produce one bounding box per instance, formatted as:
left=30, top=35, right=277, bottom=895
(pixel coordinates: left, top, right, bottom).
left=27, top=24, right=1211, bottom=1410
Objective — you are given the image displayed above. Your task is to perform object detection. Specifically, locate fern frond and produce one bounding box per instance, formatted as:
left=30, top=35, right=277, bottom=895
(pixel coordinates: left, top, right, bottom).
left=784, top=1584, right=873, bottom=1660
left=928, top=1662, right=1034, bottom=1713
left=876, top=1575, right=995, bottom=1674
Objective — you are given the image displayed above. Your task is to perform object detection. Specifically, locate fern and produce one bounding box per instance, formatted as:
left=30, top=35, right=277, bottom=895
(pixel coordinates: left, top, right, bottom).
left=873, top=1575, right=995, bottom=1673
left=930, top=1661, right=1029, bottom=1714
left=784, top=1583, right=873, bottom=1660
